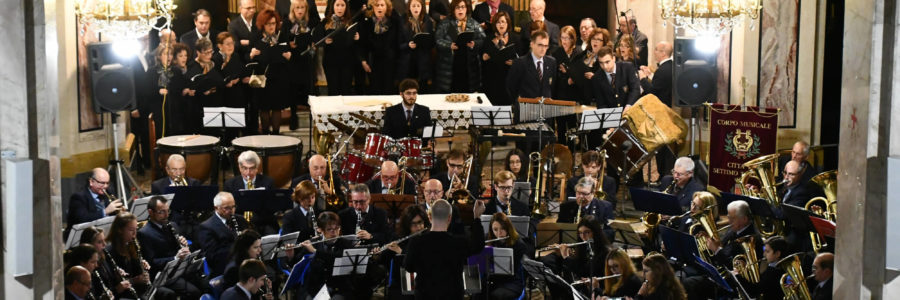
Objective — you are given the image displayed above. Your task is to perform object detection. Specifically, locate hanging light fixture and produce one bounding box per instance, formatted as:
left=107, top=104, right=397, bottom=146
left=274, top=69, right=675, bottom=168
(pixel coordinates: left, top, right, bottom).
left=658, top=0, right=763, bottom=36
left=76, top=0, right=176, bottom=41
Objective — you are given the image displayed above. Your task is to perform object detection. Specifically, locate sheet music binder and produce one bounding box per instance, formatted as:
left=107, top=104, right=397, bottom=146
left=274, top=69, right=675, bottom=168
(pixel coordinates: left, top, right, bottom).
left=630, top=187, right=683, bottom=215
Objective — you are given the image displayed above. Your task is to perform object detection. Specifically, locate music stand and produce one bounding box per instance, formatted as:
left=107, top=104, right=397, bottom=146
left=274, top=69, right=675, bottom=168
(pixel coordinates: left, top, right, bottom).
left=630, top=187, right=684, bottom=215
left=782, top=204, right=818, bottom=235
left=332, top=248, right=371, bottom=276
left=692, top=254, right=735, bottom=294
left=130, top=195, right=154, bottom=222
left=536, top=222, right=579, bottom=249
left=608, top=220, right=645, bottom=247
left=522, top=258, right=588, bottom=300
left=658, top=226, right=701, bottom=263
left=480, top=215, right=529, bottom=238
left=204, top=107, right=245, bottom=186
left=166, top=185, right=218, bottom=213
left=234, top=189, right=294, bottom=218
left=579, top=107, right=624, bottom=149
left=159, top=250, right=201, bottom=286
left=809, top=216, right=836, bottom=239
left=65, top=216, right=113, bottom=249
left=721, top=192, right=776, bottom=218
left=281, top=254, right=315, bottom=295
left=259, top=234, right=281, bottom=261
left=511, top=182, right=533, bottom=212
left=370, top=194, right=416, bottom=220
left=267, top=231, right=301, bottom=260
left=471, top=106, right=513, bottom=192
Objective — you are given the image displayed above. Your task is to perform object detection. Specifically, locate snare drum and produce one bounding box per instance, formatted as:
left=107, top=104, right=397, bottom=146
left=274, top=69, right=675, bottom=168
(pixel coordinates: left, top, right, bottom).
left=363, top=133, right=394, bottom=165
left=156, top=135, right=220, bottom=183
left=231, top=135, right=302, bottom=188
left=340, top=150, right=376, bottom=184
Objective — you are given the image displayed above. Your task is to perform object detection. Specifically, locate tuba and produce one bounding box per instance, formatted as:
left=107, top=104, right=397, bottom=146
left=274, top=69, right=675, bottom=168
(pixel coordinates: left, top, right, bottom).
left=731, top=235, right=761, bottom=284
left=739, top=153, right=785, bottom=238
left=778, top=253, right=812, bottom=300
left=805, top=170, right=837, bottom=253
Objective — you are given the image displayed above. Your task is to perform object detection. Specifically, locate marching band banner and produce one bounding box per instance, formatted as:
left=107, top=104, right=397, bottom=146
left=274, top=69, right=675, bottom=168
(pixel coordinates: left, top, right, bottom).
left=707, top=104, right=779, bottom=193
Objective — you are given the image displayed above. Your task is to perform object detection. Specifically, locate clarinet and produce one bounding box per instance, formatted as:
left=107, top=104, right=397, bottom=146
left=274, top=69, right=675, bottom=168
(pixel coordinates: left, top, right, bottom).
left=104, top=248, right=139, bottom=298
left=231, top=213, right=241, bottom=235
left=355, top=210, right=363, bottom=233
left=94, top=270, right=115, bottom=300
left=166, top=222, right=189, bottom=249
left=310, top=207, right=320, bottom=238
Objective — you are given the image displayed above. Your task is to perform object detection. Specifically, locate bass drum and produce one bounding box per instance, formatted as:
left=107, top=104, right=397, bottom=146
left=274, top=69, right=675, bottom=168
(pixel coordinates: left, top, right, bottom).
left=341, top=150, right=376, bottom=184
left=156, top=135, right=220, bottom=183
left=231, top=135, right=302, bottom=188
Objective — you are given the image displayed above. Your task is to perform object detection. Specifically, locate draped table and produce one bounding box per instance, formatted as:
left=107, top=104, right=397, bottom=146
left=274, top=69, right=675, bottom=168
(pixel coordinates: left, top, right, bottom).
left=309, top=93, right=493, bottom=133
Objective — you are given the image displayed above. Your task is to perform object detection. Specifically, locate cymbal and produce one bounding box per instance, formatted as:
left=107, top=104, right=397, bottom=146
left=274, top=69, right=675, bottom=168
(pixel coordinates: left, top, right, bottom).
left=350, top=112, right=380, bottom=127
left=541, top=144, right=574, bottom=177
left=328, top=118, right=370, bottom=140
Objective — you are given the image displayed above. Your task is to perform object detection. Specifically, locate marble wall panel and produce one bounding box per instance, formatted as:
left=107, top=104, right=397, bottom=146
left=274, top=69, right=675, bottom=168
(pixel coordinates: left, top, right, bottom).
left=757, top=0, right=800, bottom=127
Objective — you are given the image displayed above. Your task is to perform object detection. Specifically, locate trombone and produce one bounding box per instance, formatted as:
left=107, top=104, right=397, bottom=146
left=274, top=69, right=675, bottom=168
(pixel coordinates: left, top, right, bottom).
left=529, top=152, right=547, bottom=217
left=450, top=156, right=474, bottom=203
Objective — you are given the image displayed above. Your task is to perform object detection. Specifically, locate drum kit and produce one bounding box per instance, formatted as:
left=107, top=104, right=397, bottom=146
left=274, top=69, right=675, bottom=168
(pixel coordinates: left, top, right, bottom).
left=338, top=133, right=433, bottom=184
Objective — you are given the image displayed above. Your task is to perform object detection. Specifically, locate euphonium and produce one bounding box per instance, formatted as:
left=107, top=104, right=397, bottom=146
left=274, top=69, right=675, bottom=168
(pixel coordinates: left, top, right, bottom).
left=778, top=253, right=812, bottom=300
left=689, top=207, right=719, bottom=263
left=740, top=154, right=786, bottom=238
left=731, top=235, right=761, bottom=284
left=806, top=170, right=837, bottom=222
left=642, top=212, right=660, bottom=242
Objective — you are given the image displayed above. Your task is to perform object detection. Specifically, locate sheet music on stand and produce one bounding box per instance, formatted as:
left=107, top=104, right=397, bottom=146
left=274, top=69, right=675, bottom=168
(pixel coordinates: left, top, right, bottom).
left=203, top=107, right=246, bottom=128
left=259, top=234, right=281, bottom=260
left=130, top=194, right=171, bottom=222
left=480, top=215, right=530, bottom=238
left=579, top=107, right=624, bottom=131
left=268, top=231, right=300, bottom=259
left=65, top=216, right=115, bottom=249
left=608, top=220, right=645, bottom=247
left=422, top=125, right=445, bottom=138
left=332, top=248, right=370, bottom=276
left=471, top=106, right=513, bottom=126
left=522, top=258, right=588, bottom=300
left=158, top=250, right=202, bottom=286
left=536, top=223, right=579, bottom=248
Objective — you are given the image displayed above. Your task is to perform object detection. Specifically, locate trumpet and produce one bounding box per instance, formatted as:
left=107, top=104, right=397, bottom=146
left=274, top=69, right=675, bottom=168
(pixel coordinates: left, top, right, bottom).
left=450, top=156, right=474, bottom=204
left=536, top=240, right=590, bottom=252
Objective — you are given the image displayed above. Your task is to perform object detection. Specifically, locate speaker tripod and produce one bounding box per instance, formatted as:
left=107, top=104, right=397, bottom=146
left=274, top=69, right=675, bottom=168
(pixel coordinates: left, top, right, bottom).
left=107, top=112, right=143, bottom=206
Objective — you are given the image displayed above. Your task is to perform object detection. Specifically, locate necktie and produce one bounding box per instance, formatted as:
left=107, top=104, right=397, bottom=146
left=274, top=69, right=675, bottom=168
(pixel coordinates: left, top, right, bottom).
left=610, top=72, right=616, bottom=88
left=95, top=195, right=106, bottom=215
left=247, top=180, right=254, bottom=190
left=536, top=60, right=543, bottom=81
left=406, top=109, right=412, bottom=122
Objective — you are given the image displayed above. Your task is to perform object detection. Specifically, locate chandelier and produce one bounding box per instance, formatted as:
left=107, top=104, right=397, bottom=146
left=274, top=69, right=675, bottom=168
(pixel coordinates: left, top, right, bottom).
left=76, top=0, right=176, bottom=41
left=658, top=0, right=763, bottom=36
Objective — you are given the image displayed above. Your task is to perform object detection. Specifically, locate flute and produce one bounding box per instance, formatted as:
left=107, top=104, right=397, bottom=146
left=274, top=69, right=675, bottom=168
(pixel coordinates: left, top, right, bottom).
left=570, top=273, right=622, bottom=286
left=536, top=240, right=590, bottom=252
left=485, top=236, right=510, bottom=244
left=375, top=229, right=428, bottom=252
left=272, top=234, right=358, bottom=252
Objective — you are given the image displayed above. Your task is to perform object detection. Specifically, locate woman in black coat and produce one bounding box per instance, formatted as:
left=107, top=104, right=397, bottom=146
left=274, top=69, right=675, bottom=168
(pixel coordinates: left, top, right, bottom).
left=572, top=28, right=608, bottom=106
left=551, top=25, right=584, bottom=103
left=160, top=43, right=193, bottom=136
left=213, top=32, right=248, bottom=144
left=185, top=38, right=224, bottom=134
left=480, top=11, right=520, bottom=106
left=250, top=9, right=293, bottom=134
left=147, top=43, right=185, bottom=138
left=357, top=0, right=401, bottom=95
left=283, top=0, right=319, bottom=127
left=434, top=0, right=485, bottom=93
left=314, top=0, right=358, bottom=96
left=397, top=0, right=434, bottom=92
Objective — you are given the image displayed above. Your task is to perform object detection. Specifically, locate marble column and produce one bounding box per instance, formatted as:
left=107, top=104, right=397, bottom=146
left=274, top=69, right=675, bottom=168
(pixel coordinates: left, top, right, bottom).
left=0, top=0, right=62, bottom=299
left=834, top=0, right=898, bottom=299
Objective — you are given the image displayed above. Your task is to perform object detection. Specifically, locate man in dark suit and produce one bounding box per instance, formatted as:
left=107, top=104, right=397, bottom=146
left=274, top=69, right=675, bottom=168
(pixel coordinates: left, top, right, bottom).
left=751, top=236, right=788, bottom=299
left=65, top=266, right=92, bottom=300
left=658, top=157, right=706, bottom=210
left=558, top=177, right=613, bottom=226
left=639, top=41, right=674, bottom=106
left=228, top=0, right=260, bottom=134
left=483, top=170, right=529, bottom=216
left=810, top=252, right=833, bottom=300
left=780, top=160, right=825, bottom=207
left=66, top=168, right=123, bottom=230
left=593, top=46, right=641, bottom=108
left=339, top=184, right=391, bottom=246
left=382, top=79, right=432, bottom=139
left=220, top=259, right=268, bottom=300
left=136, top=196, right=201, bottom=298
left=367, top=160, right=418, bottom=195
left=179, top=9, right=219, bottom=58
left=506, top=30, right=555, bottom=100
left=196, top=191, right=249, bottom=277
left=518, top=0, right=560, bottom=49
left=151, top=154, right=202, bottom=195
left=472, top=0, right=514, bottom=36
left=290, top=154, right=346, bottom=212
left=430, top=149, right=469, bottom=196
left=564, top=150, right=617, bottom=205
left=576, top=18, right=596, bottom=52
left=707, top=200, right=763, bottom=268
left=422, top=179, right=465, bottom=234
left=777, top=141, right=817, bottom=185
left=224, top=151, right=275, bottom=193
